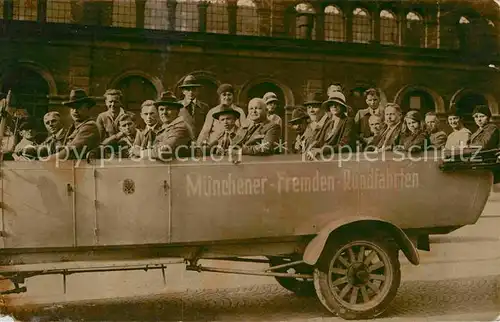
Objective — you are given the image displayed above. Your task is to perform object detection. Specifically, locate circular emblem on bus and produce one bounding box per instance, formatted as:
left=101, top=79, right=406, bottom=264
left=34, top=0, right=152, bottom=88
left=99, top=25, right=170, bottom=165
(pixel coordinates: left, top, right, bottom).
left=123, top=179, right=135, bottom=195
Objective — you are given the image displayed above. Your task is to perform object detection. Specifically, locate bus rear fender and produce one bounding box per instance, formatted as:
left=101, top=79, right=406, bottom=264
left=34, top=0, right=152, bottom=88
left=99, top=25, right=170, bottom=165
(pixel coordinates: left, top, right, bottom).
left=303, top=218, right=420, bottom=266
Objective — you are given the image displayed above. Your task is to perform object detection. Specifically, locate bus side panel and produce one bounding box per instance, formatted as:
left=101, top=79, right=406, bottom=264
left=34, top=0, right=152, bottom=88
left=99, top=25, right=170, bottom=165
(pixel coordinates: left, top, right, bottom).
left=75, top=161, right=172, bottom=246
left=2, top=162, right=75, bottom=248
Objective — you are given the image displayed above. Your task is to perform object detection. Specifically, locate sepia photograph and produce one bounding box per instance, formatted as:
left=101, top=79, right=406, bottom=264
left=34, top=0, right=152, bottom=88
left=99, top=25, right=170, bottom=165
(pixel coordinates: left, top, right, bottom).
left=0, top=0, right=499, bottom=321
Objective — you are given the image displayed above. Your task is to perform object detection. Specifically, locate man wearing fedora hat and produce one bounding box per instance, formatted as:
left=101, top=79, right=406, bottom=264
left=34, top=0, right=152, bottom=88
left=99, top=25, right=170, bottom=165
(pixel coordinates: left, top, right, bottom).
left=133, top=91, right=191, bottom=159
left=468, top=105, right=499, bottom=150
left=370, top=103, right=404, bottom=151
left=178, top=75, right=210, bottom=139
left=263, top=92, right=282, bottom=128
left=96, top=89, right=126, bottom=141
left=205, top=105, right=241, bottom=155
left=298, top=92, right=333, bottom=154
left=197, top=83, right=246, bottom=146
left=47, top=88, right=101, bottom=160
left=288, top=106, right=309, bottom=153
left=231, top=98, right=281, bottom=155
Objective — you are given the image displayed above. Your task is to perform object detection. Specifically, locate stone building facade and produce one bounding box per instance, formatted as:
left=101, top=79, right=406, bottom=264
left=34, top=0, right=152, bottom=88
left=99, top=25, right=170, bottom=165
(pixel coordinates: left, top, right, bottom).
left=1, top=0, right=500, bottom=143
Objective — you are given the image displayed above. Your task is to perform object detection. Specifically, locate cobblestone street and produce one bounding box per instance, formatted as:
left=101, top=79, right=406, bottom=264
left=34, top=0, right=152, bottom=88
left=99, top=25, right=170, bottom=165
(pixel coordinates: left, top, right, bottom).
left=3, top=203, right=500, bottom=321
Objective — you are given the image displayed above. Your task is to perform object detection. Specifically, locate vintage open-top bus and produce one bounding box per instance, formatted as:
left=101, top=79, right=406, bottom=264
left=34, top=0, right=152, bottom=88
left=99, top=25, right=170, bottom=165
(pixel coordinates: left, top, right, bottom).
left=0, top=145, right=497, bottom=320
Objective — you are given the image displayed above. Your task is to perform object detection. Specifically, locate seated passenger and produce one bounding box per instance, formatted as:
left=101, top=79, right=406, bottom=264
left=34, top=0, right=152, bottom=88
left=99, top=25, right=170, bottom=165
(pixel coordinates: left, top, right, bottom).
left=445, top=107, right=471, bottom=151
left=298, top=92, right=332, bottom=153
left=288, top=106, right=309, bottom=153
left=13, top=119, right=38, bottom=160
left=134, top=100, right=160, bottom=149
left=232, top=98, right=281, bottom=155
left=206, top=105, right=240, bottom=155
left=102, top=112, right=139, bottom=158
left=396, top=110, right=427, bottom=152
left=362, top=115, right=383, bottom=147
left=468, top=105, right=499, bottom=150
left=139, top=91, right=191, bottom=159
left=425, top=112, right=447, bottom=149
left=263, top=92, right=282, bottom=127
left=47, top=89, right=101, bottom=161
left=327, top=83, right=354, bottom=117
left=38, top=111, right=67, bottom=157
left=370, top=103, right=404, bottom=151
left=197, top=84, right=246, bottom=145
left=96, top=89, right=126, bottom=141
left=355, top=88, right=385, bottom=141
left=308, top=93, right=356, bottom=158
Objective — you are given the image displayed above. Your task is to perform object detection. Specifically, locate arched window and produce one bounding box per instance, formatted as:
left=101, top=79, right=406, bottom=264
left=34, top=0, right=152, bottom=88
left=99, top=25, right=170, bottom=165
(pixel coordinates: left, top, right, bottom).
left=1, top=67, right=50, bottom=119
left=236, top=0, right=258, bottom=36
left=352, top=8, right=371, bottom=43
left=405, top=11, right=424, bottom=48
left=47, top=0, right=71, bottom=23
left=206, top=0, right=229, bottom=34
left=175, top=0, right=200, bottom=32
left=13, top=0, right=38, bottom=21
left=295, top=3, right=315, bottom=40
left=380, top=10, right=398, bottom=45
left=116, top=76, right=158, bottom=125
left=112, top=0, right=136, bottom=28
left=400, top=89, right=436, bottom=115
left=324, top=5, right=344, bottom=42
left=145, top=0, right=169, bottom=30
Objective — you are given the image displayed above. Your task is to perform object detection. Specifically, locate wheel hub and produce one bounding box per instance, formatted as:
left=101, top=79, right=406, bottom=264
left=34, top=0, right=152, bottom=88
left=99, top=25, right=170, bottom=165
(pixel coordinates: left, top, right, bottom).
left=347, top=262, right=369, bottom=286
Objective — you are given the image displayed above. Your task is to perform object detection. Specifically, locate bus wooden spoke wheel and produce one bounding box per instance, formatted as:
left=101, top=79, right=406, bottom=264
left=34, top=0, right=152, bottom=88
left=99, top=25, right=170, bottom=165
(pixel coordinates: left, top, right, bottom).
left=313, top=236, right=400, bottom=320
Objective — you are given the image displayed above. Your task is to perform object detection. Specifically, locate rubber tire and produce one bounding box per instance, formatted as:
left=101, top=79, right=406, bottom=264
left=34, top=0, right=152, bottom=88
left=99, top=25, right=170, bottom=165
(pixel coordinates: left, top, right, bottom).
left=313, top=235, right=401, bottom=320
left=268, top=257, right=316, bottom=297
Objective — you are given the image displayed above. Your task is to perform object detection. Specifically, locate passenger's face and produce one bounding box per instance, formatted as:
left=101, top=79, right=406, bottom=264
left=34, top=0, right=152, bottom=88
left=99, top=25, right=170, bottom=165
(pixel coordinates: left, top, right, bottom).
left=266, top=101, right=277, bottom=114
left=105, top=95, right=122, bottom=114
left=219, top=114, right=237, bottom=131
left=384, top=107, right=400, bottom=126
left=329, top=103, right=343, bottom=117
left=183, top=88, right=198, bottom=101
left=220, top=92, right=233, bottom=106
left=70, top=106, right=90, bottom=122
left=248, top=101, right=267, bottom=122
left=291, top=120, right=308, bottom=135
left=474, top=113, right=489, bottom=127
left=369, top=118, right=382, bottom=135
left=119, top=120, right=136, bottom=136
left=306, top=104, right=324, bottom=122
left=44, top=115, right=62, bottom=134
left=158, top=105, right=179, bottom=124
left=141, top=105, right=158, bottom=127
left=366, top=94, right=379, bottom=109
left=406, top=118, right=420, bottom=134
left=448, top=115, right=461, bottom=130
left=425, top=115, right=438, bottom=132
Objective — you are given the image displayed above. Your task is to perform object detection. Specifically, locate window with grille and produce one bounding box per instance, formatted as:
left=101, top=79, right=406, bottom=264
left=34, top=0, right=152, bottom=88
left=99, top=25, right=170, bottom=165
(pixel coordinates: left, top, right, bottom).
left=324, top=5, right=344, bottom=42
left=206, top=0, right=228, bottom=34
left=380, top=10, right=398, bottom=45
left=405, top=11, right=424, bottom=48
left=112, top=0, right=136, bottom=28
left=145, top=0, right=169, bottom=30
left=46, top=0, right=71, bottom=23
left=352, top=7, right=371, bottom=43
left=175, top=0, right=199, bottom=32
left=236, top=0, right=258, bottom=36
left=295, top=3, right=315, bottom=39
left=13, top=0, right=38, bottom=21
